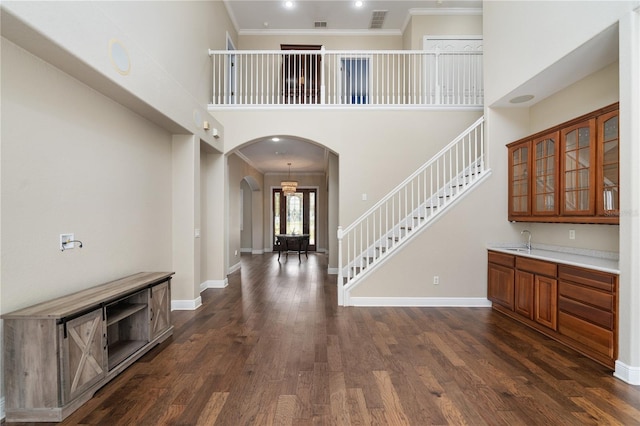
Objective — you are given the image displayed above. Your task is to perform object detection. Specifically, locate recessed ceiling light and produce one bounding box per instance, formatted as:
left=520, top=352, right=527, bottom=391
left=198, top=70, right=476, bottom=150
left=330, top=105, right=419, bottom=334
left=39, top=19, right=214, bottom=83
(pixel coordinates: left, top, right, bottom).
left=355, top=1, right=364, bottom=7
left=284, top=1, right=294, bottom=9
left=510, top=94, right=535, bottom=104
left=272, top=137, right=280, bottom=142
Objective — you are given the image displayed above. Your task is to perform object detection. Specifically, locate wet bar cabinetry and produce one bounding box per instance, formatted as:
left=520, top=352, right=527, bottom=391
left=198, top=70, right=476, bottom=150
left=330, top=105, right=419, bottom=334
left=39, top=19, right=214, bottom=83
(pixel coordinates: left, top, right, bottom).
left=488, top=250, right=617, bottom=368
left=2, top=272, right=174, bottom=422
left=507, top=103, right=619, bottom=223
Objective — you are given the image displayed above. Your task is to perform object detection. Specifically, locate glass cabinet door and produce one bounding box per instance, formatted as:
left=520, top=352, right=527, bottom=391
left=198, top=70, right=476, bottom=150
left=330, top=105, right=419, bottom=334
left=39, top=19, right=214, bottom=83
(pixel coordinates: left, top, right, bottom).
left=597, top=110, right=619, bottom=217
left=561, top=119, right=596, bottom=216
left=508, top=141, right=530, bottom=218
left=532, top=132, right=559, bottom=215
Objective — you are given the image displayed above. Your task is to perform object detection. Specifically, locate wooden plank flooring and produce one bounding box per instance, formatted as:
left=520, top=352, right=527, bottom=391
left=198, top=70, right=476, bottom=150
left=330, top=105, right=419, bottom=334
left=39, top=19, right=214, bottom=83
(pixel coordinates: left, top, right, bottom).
left=9, top=253, right=640, bottom=425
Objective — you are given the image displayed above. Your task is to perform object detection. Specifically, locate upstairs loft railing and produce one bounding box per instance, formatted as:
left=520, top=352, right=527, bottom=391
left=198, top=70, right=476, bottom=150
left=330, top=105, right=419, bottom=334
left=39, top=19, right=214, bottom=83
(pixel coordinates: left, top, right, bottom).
left=208, top=49, right=483, bottom=107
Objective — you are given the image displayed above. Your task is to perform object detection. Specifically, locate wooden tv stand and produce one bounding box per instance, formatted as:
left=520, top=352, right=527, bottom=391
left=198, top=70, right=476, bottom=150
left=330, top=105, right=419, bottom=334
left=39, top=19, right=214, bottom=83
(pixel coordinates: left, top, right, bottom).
left=2, top=272, right=174, bottom=422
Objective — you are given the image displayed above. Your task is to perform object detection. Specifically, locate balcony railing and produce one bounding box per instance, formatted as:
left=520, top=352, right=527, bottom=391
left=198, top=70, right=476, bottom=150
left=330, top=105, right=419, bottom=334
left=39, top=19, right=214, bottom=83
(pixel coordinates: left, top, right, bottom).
left=208, top=49, right=483, bottom=107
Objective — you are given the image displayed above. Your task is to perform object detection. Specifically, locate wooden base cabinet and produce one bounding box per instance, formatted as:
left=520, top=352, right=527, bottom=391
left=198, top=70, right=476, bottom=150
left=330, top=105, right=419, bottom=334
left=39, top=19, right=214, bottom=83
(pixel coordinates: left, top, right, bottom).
left=488, top=251, right=617, bottom=369
left=3, top=272, right=174, bottom=422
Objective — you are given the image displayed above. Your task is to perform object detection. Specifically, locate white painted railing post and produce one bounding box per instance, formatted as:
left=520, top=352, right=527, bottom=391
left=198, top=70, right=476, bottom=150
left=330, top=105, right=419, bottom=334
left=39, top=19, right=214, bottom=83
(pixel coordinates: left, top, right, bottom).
left=320, top=46, right=326, bottom=105
left=337, top=225, right=344, bottom=306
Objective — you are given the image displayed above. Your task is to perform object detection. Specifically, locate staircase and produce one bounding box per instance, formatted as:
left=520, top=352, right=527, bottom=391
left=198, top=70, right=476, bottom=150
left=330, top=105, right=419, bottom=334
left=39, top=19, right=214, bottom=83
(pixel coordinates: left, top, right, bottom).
left=337, top=116, right=490, bottom=306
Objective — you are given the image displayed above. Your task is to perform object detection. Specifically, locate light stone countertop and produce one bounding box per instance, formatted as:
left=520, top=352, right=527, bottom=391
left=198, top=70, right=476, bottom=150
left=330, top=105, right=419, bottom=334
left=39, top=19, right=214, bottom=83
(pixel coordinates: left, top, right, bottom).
left=487, top=243, right=619, bottom=274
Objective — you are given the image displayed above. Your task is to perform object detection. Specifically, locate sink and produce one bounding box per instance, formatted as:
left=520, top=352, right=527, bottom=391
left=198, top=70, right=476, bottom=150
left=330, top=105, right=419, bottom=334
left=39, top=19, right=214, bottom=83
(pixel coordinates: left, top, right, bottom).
left=503, top=247, right=530, bottom=253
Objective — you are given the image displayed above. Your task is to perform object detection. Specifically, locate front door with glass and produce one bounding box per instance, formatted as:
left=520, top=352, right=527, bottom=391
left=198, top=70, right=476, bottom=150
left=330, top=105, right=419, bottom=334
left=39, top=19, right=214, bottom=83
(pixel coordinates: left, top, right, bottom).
left=273, top=188, right=317, bottom=251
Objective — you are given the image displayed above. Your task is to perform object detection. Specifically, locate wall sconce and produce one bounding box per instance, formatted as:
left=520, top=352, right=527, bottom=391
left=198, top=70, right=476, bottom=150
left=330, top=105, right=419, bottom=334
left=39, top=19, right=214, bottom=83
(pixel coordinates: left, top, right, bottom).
left=212, top=128, right=220, bottom=139
left=203, top=121, right=210, bottom=131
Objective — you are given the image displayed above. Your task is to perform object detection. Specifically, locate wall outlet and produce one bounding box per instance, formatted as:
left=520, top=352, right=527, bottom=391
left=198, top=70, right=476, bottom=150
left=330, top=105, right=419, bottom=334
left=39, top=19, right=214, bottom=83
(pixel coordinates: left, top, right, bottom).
left=433, top=275, right=439, bottom=285
left=569, top=229, right=576, bottom=240
left=234, top=250, right=238, bottom=256
left=60, top=233, right=74, bottom=250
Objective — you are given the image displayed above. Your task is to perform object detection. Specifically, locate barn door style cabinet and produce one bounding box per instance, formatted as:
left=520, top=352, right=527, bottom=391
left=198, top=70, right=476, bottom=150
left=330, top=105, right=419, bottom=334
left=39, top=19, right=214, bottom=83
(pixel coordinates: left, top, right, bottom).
left=3, top=272, right=174, bottom=422
left=507, top=103, right=619, bottom=224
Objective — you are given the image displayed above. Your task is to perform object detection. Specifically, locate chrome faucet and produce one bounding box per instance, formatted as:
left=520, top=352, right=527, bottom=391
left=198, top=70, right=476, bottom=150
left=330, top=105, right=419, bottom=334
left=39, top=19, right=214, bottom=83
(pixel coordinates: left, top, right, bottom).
left=521, top=229, right=531, bottom=251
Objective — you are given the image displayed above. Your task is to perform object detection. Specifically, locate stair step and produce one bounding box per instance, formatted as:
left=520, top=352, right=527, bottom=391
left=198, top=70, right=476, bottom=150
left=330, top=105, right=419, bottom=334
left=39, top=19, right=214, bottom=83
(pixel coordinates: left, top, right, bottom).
left=388, top=236, right=399, bottom=242
left=375, top=246, right=387, bottom=253
left=400, top=226, right=413, bottom=231
left=425, top=205, right=440, bottom=209
left=413, top=216, right=425, bottom=220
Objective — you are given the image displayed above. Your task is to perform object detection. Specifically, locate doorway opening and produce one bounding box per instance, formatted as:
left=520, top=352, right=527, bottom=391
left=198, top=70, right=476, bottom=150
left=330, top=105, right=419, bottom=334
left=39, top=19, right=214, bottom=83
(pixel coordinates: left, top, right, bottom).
left=273, top=188, right=317, bottom=251
left=340, top=57, right=370, bottom=104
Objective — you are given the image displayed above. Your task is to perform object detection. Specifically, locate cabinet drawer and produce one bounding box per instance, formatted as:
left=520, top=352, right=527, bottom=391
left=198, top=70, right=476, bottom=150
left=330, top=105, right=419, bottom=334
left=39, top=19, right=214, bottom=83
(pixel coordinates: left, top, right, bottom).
left=558, top=296, right=613, bottom=330
left=558, top=312, right=614, bottom=358
left=488, top=251, right=515, bottom=268
left=516, top=257, right=557, bottom=277
left=559, top=281, right=613, bottom=311
left=558, top=265, right=615, bottom=292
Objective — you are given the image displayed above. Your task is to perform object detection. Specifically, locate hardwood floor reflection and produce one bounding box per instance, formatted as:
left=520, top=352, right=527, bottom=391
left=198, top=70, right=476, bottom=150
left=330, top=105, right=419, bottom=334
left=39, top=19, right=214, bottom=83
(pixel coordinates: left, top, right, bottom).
left=11, top=253, right=640, bottom=425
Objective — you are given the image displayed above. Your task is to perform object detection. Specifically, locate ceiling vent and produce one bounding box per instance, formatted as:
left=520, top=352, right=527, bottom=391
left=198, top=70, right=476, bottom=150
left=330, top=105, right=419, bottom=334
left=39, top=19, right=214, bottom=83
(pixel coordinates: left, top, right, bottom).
left=314, top=21, right=328, bottom=29
left=369, top=10, right=387, bottom=29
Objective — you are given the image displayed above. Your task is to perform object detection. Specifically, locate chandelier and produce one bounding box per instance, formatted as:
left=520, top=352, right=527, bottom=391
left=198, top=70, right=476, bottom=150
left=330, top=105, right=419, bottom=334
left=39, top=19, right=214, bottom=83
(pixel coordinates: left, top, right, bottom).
left=281, top=162, right=298, bottom=196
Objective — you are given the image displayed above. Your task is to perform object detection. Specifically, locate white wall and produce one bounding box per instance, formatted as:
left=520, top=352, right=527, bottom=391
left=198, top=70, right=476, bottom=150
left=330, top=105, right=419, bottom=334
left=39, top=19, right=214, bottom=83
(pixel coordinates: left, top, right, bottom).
left=214, top=109, right=483, bottom=228
left=406, top=14, right=483, bottom=50
left=241, top=179, right=253, bottom=251
left=1, top=39, right=173, bottom=311
left=484, top=1, right=635, bottom=107
left=239, top=34, right=402, bottom=50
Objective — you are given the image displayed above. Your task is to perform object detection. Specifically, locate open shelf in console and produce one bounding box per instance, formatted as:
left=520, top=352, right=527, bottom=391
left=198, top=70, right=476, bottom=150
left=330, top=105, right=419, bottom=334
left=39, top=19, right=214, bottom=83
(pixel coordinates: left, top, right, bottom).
left=105, top=289, right=149, bottom=370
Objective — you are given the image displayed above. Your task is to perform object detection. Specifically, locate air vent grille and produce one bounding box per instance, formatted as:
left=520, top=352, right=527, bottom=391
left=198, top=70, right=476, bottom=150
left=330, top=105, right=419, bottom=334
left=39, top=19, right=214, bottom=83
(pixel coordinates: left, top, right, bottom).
left=314, top=21, right=328, bottom=28
left=369, top=10, right=387, bottom=29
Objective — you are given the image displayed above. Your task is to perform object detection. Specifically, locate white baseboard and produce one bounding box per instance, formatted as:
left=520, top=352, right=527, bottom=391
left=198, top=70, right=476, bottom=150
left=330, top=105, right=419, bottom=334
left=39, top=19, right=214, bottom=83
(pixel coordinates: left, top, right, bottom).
left=171, top=297, right=202, bottom=311
left=264, top=248, right=274, bottom=253
left=228, top=262, right=241, bottom=274
left=614, top=360, right=640, bottom=385
left=252, top=249, right=264, bottom=254
left=200, top=279, right=229, bottom=292
left=327, top=267, right=339, bottom=274
left=240, top=248, right=252, bottom=253
left=348, top=297, right=492, bottom=307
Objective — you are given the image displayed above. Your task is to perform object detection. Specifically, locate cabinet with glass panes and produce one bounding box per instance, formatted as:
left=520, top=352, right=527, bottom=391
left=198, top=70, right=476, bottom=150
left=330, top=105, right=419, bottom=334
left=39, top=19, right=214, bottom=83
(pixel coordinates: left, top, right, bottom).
left=507, top=103, right=618, bottom=224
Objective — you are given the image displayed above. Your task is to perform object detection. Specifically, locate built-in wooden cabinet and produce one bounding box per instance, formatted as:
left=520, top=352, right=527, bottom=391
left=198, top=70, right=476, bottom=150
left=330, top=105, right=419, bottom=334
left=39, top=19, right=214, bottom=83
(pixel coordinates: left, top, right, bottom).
left=2, top=272, right=174, bottom=422
left=507, top=103, right=619, bottom=224
left=488, top=250, right=617, bottom=368
left=487, top=251, right=515, bottom=310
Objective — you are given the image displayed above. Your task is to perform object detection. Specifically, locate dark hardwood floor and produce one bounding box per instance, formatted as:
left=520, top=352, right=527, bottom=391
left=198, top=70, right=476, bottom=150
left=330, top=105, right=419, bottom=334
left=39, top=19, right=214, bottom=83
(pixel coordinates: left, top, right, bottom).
left=10, top=253, right=640, bottom=425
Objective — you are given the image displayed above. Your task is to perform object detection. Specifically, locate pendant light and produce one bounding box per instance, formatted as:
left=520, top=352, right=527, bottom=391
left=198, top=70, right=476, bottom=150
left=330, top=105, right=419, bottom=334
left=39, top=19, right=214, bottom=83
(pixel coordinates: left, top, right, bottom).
left=281, top=162, right=298, bottom=196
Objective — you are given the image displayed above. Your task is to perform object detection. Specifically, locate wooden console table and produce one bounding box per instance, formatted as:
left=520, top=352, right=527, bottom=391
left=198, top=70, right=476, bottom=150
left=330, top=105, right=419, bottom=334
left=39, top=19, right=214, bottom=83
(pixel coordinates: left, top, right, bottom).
left=2, top=272, right=174, bottom=422
left=276, top=234, right=310, bottom=261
